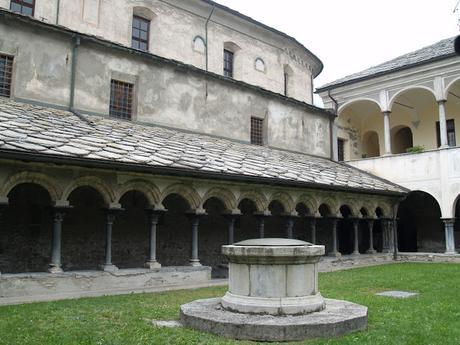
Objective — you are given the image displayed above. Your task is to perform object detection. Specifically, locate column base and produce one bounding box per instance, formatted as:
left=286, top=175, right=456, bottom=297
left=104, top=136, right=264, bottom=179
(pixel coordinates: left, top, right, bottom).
left=189, top=260, right=202, bottom=267
left=366, top=249, right=377, bottom=254
left=382, top=249, right=392, bottom=254
left=100, top=264, right=119, bottom=272
left=445, top=250, right=458, bottom=255
left=48, top=265, right=63, bottom=274
left=328, top=252, right=342, bottom=258
left=145, top=260, right=162, bottom=269
left=352, top=251, right=361, bottom=257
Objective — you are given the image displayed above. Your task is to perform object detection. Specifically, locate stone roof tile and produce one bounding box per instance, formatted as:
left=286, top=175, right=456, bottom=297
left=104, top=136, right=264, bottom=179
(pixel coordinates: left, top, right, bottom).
left=0, top=100, right=406, bottom=194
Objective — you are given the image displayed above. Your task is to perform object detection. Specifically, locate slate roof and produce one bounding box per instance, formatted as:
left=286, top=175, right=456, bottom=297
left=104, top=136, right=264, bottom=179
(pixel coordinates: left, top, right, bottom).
left=317, top=37, right=456, bottom=91
left=0, top=100, right=406, bottom=195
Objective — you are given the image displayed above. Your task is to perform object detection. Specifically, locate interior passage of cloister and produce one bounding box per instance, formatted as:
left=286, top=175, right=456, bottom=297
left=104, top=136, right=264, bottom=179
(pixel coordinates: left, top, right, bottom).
left=0, top=182, right=397, bottom=277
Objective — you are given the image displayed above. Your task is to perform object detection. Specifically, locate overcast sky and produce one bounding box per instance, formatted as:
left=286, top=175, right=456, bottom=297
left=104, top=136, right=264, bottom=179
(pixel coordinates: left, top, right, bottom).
left=215, top=0, right=459, bottom=89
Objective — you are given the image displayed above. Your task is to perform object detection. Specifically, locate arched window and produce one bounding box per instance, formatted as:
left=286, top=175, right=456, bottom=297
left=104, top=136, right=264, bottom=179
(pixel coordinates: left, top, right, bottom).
left=255, top=58, right=266, bottom=73
left=192, top=36, right=206, bottom=54
left=283, top=65, right=293, bottom=97
left=131, top=7, right=156, bottom=52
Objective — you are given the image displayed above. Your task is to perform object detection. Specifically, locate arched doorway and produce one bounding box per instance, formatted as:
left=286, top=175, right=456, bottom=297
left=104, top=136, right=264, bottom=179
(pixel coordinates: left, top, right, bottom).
left=64, top=186, right=106, bottom=271
left=158, top=194, right=191, bottom=266
left=397, top=191, right=443, bottom=252
left=338, top=205, right=354, bottom=255
left=392, top=126, right=413, bottom=154
left=115, top=191, right=150, bottom=269
left=266, top=201, right=286, bottom=238
left=201, top=197, right=227, bottom=277
left=1, top=183, right=53, bottom=273
left=362, top=131, right=380, bottom=158
left=237, top=198, right=258, bottom=242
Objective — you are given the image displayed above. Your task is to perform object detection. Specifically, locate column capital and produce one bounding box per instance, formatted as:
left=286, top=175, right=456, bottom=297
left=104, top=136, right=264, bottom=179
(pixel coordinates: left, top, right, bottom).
left=441, top=218, right=456, bottom=225
left=222, top=209, right=242, bottom=217
left=437, top=99, right=447, bottom=105
left=382, top=110, right=391, bottom=116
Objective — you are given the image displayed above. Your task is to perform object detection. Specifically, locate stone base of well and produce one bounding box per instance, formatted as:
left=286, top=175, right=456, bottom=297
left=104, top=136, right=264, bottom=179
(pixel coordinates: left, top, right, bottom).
left=180, top=297, right=368, bottom=342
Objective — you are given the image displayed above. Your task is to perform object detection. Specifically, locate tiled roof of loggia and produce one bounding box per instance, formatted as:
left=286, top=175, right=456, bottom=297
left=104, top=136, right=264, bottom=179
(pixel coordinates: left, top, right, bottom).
left=0, top=100, right=407, bottom=195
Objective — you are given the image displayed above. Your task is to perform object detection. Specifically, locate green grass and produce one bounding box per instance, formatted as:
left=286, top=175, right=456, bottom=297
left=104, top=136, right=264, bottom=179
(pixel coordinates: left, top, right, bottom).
left=0, top=263, right=459, bottom=345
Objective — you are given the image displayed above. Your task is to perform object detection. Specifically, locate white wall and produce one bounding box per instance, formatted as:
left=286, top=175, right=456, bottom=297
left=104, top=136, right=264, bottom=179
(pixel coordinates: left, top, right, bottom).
left=348, top=147, right=460, bottom=218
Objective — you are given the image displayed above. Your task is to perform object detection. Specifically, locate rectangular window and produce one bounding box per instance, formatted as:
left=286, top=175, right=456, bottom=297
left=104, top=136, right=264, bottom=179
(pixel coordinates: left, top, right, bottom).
left=10, top=0, right=35, bottom=16
left=251, top=117, right=264, bottom=146
left=132, top=16, right=150, bottom=52
left=337, top=138, right=345, bottom=162
left=0, top=55, right=14, bottom=98
left=284, top=73, right=289, bottom=96
left=436, top=119, right=456, bottom=147
left=109, top=80, right=133, bottom=120
left=223, top=49, right=234, bottom=78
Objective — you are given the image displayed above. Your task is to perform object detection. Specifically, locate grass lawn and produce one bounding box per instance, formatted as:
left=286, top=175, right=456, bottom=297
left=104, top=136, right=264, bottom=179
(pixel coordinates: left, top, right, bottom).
left=0, top=263, right=459, bottom=345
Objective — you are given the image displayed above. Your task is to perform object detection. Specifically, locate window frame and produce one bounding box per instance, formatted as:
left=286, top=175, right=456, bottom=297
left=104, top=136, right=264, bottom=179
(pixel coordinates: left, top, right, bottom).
left=0, top=54, right=14, bottom=98
left=250, top=117, right=264, bottom=146
left=436, top=119, right=456, bottom=147
left=337, top=138, right=345, bottom=162
left=10, top=0, right=35, bottom=16
left=223, top=49, right=234, bottom=78
left=109, top=79, right=134, bottom=120
left=131, top=15, right=150, bottom=52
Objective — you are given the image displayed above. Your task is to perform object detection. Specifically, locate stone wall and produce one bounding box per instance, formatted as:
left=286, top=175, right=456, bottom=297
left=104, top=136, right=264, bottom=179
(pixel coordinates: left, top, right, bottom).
left=0, top=17, right=330, bottom=157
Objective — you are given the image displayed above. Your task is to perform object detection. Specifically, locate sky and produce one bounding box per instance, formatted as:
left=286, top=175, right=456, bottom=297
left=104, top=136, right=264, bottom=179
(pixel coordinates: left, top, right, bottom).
left=215, top=0, right=459, bottom=90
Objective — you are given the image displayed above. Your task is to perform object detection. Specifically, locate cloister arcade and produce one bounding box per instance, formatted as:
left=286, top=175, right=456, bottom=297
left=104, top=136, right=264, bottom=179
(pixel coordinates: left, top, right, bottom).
left=0, top=167, right=397, bottom=277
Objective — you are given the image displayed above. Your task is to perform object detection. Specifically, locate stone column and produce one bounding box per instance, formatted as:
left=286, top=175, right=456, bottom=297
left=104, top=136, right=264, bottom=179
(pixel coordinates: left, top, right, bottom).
left=383, top=111, right=392, bottom=155
left=443, top=218, right=457, bottom=254
left=255, top=214, right=267, bottom=239
left=381, top=218, right=395, bottom=254
left=284, top=216, right=295, bottom=239
left=145, top=209, right=166, bottom=269
left=352, top=218, right=360, bottom=256
left=187, top=213, right=205, bottom=267
left=49, top=208, right=68, bottom=273
left=366, top=218, right=377, bottom=254
left=101, top=209, right=123, bottom=272
left=438, top=100, right=449, bottom=148
left=225, top=214, right=240, bottom=245
left=308, top=216, right=317, bottom=244
left=0, top=202, right=7, bottom=276
left=328, top=217, right=341, bottom=257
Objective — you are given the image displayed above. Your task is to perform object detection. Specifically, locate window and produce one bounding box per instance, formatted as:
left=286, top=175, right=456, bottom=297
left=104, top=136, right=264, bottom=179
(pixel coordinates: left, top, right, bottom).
left=284, top=72, right=289, bottom=96
left=337, top=138, right=345, bottom=162
left=251, top=117, right=264, bottom=146
left=255, top=58, right=265, bottom=73
left=110, top=80, right=133, bottom=120
left=132, top=16, right=150, bottom=51
left=10, top=0, right=35, bottom=16
left=0, top=55, right=14, bottom=98
left=223, top=49, right=234, bottom=78
left=192, top=36, right=206, bottom=53
left=436, top=119, right=456, bottom=147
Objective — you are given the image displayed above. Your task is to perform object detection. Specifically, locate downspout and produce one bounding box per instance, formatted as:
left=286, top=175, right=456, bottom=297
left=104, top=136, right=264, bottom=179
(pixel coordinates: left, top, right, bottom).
left=56, top=0, right=60, bottom=25
left=69, top=35, right=81, bottom=113
left=204, top=4, right=215, bottom=99
left=328, top=89, right=339, bottom=160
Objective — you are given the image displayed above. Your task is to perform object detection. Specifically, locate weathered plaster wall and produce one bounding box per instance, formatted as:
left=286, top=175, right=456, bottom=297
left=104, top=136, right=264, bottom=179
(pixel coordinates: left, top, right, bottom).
left=0, top=20, right=330, bottom=157
left=1, top=0, right=317, bottom=103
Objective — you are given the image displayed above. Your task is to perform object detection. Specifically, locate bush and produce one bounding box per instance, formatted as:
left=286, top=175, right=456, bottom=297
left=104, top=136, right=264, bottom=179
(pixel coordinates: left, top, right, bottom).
left=406, top=145, right=424, bottom=154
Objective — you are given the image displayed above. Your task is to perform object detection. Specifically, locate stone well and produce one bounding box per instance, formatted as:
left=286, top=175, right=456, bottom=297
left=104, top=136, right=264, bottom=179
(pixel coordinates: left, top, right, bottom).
left=221, top=238, right=325, bottom=315
left=180, top=239, right=368, bottom=342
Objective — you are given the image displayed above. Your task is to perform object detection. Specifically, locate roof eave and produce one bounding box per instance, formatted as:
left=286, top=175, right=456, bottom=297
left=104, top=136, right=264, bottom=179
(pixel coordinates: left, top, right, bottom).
left=0, top=148, right=407, bottom=197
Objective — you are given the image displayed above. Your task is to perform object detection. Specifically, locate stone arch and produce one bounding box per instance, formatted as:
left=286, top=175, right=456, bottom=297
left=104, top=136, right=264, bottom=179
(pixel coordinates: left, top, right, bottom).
left=296, top=194, right=319, bottom=216
left=338, top=98, right=382, bottom=115
left=444, top=76, right=460, bottom=99
left=237, top=190, right=268, bottom=212
left=389, top=86, right=436, bottom=110
left=317, top=197, right=339, bottom=216
left=192, top=35, right=206, bottom=54
left=339, top=199, right=360, bottom=217
left=376, top=203, right=392, bottom=218
left=161, top=183, right=201, bottom=210
left=115, top=179, right=161, bottom=207
left=62, top=176, right=114, bottom=206
left=202, top=187, right=237, bottom=211
left=269, top=191, right=296, bottom=214
left=1, top=172, right=61, bottom=202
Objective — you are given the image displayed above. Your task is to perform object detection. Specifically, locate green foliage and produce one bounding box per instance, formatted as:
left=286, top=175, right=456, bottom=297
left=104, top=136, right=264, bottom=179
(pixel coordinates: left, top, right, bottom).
left=0, top=263, right=459, bottom=345
left=406, top=145, right=425, bottom=154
